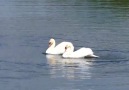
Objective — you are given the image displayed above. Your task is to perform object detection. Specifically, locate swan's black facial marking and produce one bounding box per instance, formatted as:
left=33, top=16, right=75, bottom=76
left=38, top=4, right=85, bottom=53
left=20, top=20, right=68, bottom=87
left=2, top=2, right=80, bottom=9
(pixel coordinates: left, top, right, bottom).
left=65, top=46, right=67, bottom=50
left=49, top=38, right=55, bottom=47
left=65, top=45, right=71, bottom=51
left=49, top=42, right=53, bottom=47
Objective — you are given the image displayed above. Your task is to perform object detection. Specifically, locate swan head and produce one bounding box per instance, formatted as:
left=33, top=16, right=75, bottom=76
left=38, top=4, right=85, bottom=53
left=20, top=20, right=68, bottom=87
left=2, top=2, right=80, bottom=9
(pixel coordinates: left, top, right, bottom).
left=64, top=43, right=74, bottom=52
left=49, top=38, right=55, bottom=47
left=63, top=43, right=74, bottom=58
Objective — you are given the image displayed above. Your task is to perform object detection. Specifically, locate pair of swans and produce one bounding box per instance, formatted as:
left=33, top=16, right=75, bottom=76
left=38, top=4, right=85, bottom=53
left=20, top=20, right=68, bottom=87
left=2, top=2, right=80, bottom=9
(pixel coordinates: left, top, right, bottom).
left=46, top=38, right=98, bottom=58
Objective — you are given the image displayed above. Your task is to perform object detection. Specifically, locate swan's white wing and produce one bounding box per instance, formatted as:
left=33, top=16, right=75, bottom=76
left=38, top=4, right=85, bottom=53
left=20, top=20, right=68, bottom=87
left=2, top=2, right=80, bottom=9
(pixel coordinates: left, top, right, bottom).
left=71, top=48, right=93, bottom=58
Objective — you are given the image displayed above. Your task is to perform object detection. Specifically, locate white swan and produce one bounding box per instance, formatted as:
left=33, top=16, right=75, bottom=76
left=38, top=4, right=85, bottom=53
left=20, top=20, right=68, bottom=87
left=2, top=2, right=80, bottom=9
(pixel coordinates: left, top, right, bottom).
left=46, top=38, right=73, bottom=55
left=62, top=44, right=99, bottom=58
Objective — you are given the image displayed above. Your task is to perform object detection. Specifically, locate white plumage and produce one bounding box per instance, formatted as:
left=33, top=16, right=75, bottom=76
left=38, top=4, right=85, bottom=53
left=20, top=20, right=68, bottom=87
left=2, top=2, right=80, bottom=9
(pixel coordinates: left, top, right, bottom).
left=62, top=44, right=98, bottom=58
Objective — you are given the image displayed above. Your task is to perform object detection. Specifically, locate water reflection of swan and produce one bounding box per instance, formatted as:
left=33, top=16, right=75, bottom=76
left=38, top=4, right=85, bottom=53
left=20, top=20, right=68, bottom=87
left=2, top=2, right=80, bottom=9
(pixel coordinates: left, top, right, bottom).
left=46, top=38, right=73, bottom=55
left=46, top=55, right=94, bottom=79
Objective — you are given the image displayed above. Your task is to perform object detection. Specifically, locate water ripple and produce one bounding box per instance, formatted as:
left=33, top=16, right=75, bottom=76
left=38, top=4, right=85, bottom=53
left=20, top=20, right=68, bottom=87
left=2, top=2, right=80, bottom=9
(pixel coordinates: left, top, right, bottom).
left=0, top=60, right=49, bottom=81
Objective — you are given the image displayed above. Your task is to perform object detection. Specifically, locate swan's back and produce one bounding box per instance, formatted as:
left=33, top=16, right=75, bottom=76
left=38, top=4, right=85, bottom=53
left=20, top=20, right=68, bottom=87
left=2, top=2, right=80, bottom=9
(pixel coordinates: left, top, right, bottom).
left=70, top=48, right=93, bottom=58
left=55, top=42, right=71, bottom=49
left=55, top=42, right=73, bottom=54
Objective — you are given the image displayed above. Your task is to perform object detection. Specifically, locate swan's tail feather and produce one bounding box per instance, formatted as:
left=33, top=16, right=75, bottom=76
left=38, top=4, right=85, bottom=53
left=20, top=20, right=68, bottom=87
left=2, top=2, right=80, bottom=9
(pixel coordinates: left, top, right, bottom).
left=91, top=54, right=99, bottom=58
left=85, top=54, right=99, bottom=58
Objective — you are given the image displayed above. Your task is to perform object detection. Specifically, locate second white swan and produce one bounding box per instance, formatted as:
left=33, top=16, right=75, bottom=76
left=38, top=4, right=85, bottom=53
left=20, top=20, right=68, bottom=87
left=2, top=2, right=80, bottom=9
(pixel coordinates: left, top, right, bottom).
left=62, top=43, right=98, bottom=58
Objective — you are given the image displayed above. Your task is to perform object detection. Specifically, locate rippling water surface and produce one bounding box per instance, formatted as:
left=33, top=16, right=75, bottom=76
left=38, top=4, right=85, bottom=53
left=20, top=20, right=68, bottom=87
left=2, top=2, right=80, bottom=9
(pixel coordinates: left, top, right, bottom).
left=0, top=0, right=129, bottom=90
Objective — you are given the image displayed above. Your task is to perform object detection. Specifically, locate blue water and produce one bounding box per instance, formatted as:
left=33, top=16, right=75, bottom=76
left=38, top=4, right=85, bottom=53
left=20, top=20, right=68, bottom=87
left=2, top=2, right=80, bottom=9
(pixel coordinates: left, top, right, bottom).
left=0, top=0, right=129, bottom=90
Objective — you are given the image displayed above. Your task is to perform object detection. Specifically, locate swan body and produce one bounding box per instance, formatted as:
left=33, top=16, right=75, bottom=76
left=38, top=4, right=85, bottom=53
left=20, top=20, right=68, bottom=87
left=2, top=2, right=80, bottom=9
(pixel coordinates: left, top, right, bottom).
left=62, top=44, right=98, bottom=58
left=46, top=38, right=73, bottom=55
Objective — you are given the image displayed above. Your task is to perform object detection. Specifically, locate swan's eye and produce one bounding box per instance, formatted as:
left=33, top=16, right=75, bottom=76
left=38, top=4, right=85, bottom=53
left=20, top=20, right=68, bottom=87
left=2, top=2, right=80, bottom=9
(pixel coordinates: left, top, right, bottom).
left=65, top=47, right=67, bottom=50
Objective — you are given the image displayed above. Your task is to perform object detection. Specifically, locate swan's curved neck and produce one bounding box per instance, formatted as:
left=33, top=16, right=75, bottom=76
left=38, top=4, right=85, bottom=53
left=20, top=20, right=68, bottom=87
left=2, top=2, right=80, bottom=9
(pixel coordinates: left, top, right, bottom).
left=49, top=41, right=56, bottom=49
left=46, top=42, right=56, bottom=54
left=51, top=43, right=55, bottom=48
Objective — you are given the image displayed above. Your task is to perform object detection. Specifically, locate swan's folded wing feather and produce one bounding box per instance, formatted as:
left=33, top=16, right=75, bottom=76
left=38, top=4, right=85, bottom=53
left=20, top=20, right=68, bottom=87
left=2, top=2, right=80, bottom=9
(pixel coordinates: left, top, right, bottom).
left=72, top=48, right=93, bottom=58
